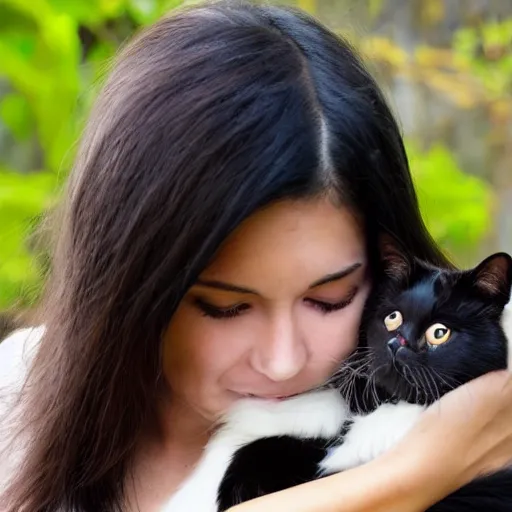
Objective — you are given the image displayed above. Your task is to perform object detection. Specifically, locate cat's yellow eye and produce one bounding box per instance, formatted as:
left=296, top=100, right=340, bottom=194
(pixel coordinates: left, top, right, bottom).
left=425, top=323, right=451, bottom=346
left=384, top=311, right=403, bottom=331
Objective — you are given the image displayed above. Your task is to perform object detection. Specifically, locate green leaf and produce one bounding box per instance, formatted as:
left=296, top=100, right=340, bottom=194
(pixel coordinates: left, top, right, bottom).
left=407, top=142, right=493, bottom=263
left=48, top=0, right=125, bottom=27
left=128, top=0, right=157, bottom=23
left=0, top=4, right=38, bottom=33
left=0, top=168, right=59, bottom=309
left=0, top=93, right=33, bottom=141
left=128, top=0, right=183, bottom=23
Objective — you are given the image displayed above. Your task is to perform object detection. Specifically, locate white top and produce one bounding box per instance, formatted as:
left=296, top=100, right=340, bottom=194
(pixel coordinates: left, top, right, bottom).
left=0, top=326, right=44, bottom=492
left=1, top=306, right=512, bottom=493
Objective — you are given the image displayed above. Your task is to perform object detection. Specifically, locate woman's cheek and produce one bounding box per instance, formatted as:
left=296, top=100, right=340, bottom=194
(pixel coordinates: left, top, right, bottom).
left=306, top=283, right=370, bottom=363
left=191, top=315, right=261, bottom=367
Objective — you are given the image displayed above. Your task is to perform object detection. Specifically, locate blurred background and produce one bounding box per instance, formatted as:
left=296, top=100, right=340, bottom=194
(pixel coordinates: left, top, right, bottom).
left=0, top=0, right=511, bottom=335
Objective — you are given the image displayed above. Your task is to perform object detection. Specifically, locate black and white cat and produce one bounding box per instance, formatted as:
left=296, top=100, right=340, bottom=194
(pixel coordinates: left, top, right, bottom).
left=163, top=244, right=512, bottom=512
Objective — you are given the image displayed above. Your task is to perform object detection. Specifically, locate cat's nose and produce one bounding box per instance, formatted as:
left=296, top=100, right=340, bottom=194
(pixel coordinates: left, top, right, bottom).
left=387, top=335, right=408, bottom=355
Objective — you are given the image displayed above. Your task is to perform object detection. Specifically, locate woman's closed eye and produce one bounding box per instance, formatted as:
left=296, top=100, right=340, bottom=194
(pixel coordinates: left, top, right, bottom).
left=304, top=287, right=358, bottom=314
left=193, top=287, right=359, bottom=320
left=194, top=298, right=250, bottom=319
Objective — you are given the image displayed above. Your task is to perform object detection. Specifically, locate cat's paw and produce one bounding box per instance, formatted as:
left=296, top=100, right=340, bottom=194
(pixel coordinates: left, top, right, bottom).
left=319, top=401, right=425, bottom=475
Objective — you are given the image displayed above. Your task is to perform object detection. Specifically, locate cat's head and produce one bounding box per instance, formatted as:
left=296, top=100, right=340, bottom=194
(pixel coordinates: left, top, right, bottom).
left=365, top=238, right=512, bottom=405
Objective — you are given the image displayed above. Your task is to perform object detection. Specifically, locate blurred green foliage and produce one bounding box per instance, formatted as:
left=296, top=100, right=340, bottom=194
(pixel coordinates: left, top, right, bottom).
left=0, top=0, right=507, bottom=311
left=0, top=0, right=185, bottom=310
left=454, top=18, right=512, bottom=103
left=408, top=144, right=492, bottom=260
left=0, top=168, right=56, bottom=308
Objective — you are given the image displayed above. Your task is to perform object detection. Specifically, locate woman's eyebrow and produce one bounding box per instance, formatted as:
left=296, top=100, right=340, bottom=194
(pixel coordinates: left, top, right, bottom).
left=194, top=279, right=259, bottom=295
left=195, top=262, right=363, bottom=295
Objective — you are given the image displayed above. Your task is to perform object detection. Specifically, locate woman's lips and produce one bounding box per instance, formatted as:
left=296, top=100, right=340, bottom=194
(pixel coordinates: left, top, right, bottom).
left=236, top=392, right=301, bottom=400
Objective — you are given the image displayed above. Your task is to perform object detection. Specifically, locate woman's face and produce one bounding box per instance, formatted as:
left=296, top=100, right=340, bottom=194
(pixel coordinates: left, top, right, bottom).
left=162, top=197, right=370, bottom=423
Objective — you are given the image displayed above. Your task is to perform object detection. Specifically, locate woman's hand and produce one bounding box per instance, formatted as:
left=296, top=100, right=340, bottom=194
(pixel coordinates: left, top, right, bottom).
left=390, top=369, right=512, bottom=500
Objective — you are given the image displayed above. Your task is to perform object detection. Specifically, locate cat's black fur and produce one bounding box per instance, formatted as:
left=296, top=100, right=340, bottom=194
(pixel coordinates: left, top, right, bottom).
left=362, top=243, right=510, bottom=406
left=217, top=246, right=512, bottom=512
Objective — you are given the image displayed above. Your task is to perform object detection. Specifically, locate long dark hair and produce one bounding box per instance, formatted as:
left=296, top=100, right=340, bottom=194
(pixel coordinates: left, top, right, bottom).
left=1, top=2, right=450, bottom=511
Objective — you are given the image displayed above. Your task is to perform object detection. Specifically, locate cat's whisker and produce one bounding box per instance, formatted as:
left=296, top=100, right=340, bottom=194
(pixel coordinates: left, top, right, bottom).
left=389, top=359, right=406, bottom=400
left=339, top=374, right=355, bottom=399
left=344, top=367, right=366, bottom=412
left=354, top=366, right=372, bottom=413
left=371, top=370, right=381, bottom=407
left=345, top=373, right=360, bottom=412
left=316, top=353, right=374, bottom=393
left=361, top=377, right=371, bottom=406
left=427, top=366, right=454, bottom=396
left=406, top=366, right=422, bottom=403
left=437, top=368, right=463, bottom=389
left=399, top=366, right=412, bottom=402
left=425, top=364, right=462, bottom=394
left=357, top=359, right=373, bottom=376
left=395, top=362, right=415, bottom=389
left=418, top=366, right=436, bottom=405
left=404, top=368, right=418, bottom=400
left=433, top=371, right=442, bottom=403
left=423, top=366, right=441, bottom=403
left=349, top=362, right=373, bottom=383
left=413, top=366, right=426, bottom=401
left=328, top=353, right=373, bottom=382
left=336, top=363, right=364, bottom=408
left=364, top=363, right=387, bottom=410
left=329, top=364, right=370, bottom=392
left=363, top=360, right=382, bottom=408
left=428, top=368, right=441, bottom=403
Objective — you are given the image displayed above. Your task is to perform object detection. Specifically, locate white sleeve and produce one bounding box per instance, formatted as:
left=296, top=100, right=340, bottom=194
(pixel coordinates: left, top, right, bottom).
left=0, top=326, right=44, bottom=492
left=0, top=326, right=44, bottom=398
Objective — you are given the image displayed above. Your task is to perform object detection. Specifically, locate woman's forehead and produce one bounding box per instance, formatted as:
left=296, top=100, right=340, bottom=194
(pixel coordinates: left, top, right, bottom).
left=199, top=198, right=367, bottom=291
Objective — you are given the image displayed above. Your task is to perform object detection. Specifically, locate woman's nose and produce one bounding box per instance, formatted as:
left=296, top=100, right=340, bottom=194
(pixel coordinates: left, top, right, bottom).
left=249, top=312, right=307, bottom=382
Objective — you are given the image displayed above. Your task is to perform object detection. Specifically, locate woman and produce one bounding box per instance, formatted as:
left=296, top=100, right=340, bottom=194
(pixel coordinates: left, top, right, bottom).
left=1, top=2, right=512, bottom=511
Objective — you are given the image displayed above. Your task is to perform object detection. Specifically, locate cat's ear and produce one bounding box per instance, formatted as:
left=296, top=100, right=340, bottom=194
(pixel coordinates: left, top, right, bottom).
left=379, top=233, right=411, bottom=281
left=470, top=252, right=512, bottom=305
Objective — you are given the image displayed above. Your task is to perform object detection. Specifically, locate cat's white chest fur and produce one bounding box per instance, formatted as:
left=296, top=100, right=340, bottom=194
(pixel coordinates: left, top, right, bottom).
left=162, top=389, right=424, bottom=512
left=162, top=389, right=348, bottom=512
